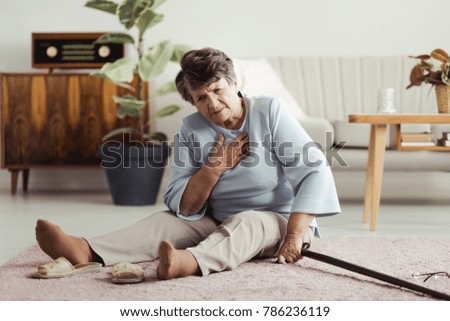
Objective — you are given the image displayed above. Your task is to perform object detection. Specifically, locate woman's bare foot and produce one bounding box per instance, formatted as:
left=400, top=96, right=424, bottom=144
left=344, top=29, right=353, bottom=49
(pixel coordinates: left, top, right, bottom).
left=156, top=241, right=200, bottom=280
left=35, top=219, right=95, bottom=266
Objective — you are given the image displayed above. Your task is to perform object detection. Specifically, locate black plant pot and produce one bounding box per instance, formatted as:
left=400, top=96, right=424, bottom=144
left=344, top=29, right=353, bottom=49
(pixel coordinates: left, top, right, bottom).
left=99, top=142, right=171, bottom=206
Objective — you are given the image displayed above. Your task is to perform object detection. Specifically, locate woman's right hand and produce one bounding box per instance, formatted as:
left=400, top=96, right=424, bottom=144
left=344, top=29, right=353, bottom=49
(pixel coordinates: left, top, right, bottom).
left=207, top=132, right=249, bottom=174
left=179, top=132, right=249, bottom=217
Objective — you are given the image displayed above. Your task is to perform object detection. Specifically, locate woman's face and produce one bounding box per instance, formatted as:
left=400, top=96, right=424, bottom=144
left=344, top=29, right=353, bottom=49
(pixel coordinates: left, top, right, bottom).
left=188, top=77, right=244, bottom=129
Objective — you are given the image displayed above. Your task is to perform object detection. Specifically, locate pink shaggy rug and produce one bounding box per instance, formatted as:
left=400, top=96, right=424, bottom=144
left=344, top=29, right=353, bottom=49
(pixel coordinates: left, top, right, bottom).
left=1, top=237, right=449, bottom=301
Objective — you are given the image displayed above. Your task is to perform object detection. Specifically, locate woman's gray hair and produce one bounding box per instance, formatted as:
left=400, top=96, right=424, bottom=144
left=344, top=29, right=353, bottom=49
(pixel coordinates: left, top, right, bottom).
left=175, top=47, right=236, bottom=104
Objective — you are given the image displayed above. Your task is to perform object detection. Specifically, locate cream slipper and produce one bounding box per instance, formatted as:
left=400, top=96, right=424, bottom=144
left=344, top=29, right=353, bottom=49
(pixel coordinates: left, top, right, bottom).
left=33, top=257, right=102, bottom=279
left=111, top=262, right=144, bottom=284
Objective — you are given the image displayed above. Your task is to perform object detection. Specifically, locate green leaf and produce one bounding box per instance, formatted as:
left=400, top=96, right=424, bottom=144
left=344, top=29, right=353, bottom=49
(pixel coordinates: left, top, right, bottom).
left=135, top=9, right=164, bottom=37
left=98, top=57, right=136, bottom=83
left=171, top=44, right=191, bottom=62
left=95, top=32, right=135, bottom=45
left=102, top=127, right=133, bottom=141
left=115, top=95, right=145, bottom=118
left=90, top=71, right=108, bottom=78
left=121, top=93, right=137, bottom=99
left=442, top=65, right=450, bottom=85
left=113, top=96, right=146, bottom=108
left=117, top=0, right=145, bottom=29
left=139, top=0, right=167, bottom=10
left=150, top=104, right=180, bottom=120
left=154, top=80, right=177, bottom=97
left=149, top=0, right=166, bottom=9
left=117, top=106, right=140, bottom=118
left=138, top=40, right=174, bottom=80
left=112, top=81, right=136, bottom=91
left=85, top=0, right=118, bottom=14
left=90, top=71, right=136, bottom=90
left=115, top=95, right=146, bottom=120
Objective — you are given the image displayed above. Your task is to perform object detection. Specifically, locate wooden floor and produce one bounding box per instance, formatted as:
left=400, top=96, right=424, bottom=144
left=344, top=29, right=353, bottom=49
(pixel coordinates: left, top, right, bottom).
left=1, top=169, right=450, bottom=266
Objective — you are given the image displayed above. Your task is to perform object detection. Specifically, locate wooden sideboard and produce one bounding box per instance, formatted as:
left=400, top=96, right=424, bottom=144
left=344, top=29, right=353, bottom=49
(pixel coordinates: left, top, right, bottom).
left=0, top=73, right=140, bottom=194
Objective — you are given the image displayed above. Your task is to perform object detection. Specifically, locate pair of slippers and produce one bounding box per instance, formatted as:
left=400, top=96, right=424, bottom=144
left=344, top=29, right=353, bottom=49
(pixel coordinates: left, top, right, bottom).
left=33, top=257, right=144, bottom=284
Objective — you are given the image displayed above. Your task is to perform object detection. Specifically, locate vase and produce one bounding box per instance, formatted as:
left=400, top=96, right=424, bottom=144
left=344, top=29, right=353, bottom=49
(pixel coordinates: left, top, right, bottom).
left=435, top=85, right=450, bottom=113
left=99, top=142, right=171, bottom=206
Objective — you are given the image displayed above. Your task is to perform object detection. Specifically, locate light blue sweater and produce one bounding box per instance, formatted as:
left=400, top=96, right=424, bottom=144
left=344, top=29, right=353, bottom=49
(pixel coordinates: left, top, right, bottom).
left=163, top=95, right=341, bottom=232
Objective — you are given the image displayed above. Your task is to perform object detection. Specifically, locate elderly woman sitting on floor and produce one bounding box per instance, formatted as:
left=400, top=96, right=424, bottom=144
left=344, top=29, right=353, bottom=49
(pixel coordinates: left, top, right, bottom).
left=35, top=47, right=341, bottom=280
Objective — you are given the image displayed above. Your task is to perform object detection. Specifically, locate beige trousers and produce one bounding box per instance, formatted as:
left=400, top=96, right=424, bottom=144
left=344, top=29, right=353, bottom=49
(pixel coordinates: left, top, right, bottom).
left=87, top=210, right=313, bottom=276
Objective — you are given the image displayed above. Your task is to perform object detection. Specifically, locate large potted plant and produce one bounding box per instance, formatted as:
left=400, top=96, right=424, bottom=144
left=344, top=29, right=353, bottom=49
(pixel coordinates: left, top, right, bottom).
left=85, top=0, right=189, bottom=205
left=407, top=48, right=450, bottom=113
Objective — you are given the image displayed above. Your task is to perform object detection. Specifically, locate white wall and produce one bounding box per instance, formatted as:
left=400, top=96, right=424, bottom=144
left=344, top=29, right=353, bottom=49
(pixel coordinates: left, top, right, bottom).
left=1, top=0, right=449, bottom=190
left=2, top=0, right=449, bottom=136
left=1, top=0, right=449, bottom=65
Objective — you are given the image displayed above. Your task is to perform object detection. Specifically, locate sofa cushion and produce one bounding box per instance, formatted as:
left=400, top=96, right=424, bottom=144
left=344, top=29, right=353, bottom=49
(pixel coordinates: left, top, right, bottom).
left=333, top=120, right=375, bottom=148
left=233, top=58, right=306, bottom=120
left=298, top=116, right=334, bottom=149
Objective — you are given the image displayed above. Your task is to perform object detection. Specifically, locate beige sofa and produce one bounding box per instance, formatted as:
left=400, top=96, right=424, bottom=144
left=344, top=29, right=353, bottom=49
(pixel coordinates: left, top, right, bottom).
left=234, top=56, right=450, bottom=172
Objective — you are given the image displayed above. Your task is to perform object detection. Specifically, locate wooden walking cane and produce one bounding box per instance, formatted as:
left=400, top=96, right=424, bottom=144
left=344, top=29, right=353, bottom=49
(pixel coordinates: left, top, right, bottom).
left=301, top=243, right=450, bottom=301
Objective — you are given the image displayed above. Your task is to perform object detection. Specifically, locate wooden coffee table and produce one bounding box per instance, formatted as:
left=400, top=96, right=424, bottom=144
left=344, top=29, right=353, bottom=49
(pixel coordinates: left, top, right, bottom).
left=348, top=114, right=450, bottom=231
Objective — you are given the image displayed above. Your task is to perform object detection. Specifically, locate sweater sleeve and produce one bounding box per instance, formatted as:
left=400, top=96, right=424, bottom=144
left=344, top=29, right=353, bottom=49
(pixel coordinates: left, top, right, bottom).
left=163, top=123, right=207, bottom=221
left=269, top=97, right=341, bottom=216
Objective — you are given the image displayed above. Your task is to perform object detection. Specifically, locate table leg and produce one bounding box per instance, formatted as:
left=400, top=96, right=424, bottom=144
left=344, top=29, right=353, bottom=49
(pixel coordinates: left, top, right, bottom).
left=363, top=125, right=376, bottom=223
left=9, top=169, right=19, bottom=195
left=369, top=124, right=387, bottom=231
left=22, top=168, right=30, bottom=192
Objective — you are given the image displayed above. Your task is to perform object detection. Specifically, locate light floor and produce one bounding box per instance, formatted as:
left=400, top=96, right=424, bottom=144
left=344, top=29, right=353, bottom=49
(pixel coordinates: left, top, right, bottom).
left=1, top=169, right=449, bottom=266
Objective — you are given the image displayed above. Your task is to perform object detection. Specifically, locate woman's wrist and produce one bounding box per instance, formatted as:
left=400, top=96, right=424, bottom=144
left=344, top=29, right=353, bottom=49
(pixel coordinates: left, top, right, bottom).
left=286, top=213, right=315, bottom=235
left=283, top=232, right=305, bottom=244
left=204, top=161, right=226, bottom=178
